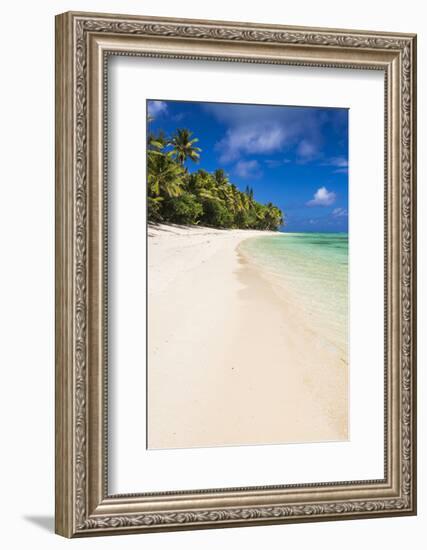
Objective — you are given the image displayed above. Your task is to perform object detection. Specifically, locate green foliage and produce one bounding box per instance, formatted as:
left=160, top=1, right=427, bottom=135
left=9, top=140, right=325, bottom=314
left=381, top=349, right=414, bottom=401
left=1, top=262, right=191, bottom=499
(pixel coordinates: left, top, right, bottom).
left=147, top=197, right=163, bottom=222
left=200, top=198, right=234, bottom=228
left=147, top=150, right=186, bottom=198
left=169, top=128, right=201, bottom=165
left=146, top=125, right=285, bottom=230
left=162, top=193, right=203, bottom=225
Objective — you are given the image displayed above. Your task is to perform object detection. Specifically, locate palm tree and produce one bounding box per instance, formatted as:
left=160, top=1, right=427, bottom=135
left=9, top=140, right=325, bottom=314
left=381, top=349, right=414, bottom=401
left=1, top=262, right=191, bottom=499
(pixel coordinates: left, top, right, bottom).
left=147, top=151, right=186, bottom=198
left=264, top=202, right=284, bottom=230
left=220, top=184, right=235, bottom=214
left=169, top=128, right=201, bottom=165
left=188, top=170, right=218, bottom=202
left=213, top=168, right=229, bottom=187
left=146, top=121, right=284, bottom=229
left=147, top=129, right=168, bottom=151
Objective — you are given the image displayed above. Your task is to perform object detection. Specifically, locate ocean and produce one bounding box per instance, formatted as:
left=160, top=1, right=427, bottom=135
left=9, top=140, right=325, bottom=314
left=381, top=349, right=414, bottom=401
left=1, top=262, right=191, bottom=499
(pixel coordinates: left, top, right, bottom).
left=240, top=232, right=348, bottom=356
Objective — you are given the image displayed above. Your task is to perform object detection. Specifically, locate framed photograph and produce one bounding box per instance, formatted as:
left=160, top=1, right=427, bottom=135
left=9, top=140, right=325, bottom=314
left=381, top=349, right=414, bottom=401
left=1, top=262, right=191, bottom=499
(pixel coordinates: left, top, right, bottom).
left=55, top=11, right=417, bottom=537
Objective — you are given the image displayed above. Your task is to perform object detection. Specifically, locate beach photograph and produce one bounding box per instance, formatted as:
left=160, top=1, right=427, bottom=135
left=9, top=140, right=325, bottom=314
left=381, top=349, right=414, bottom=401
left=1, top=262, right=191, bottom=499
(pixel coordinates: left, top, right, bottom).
left=146, top=99, right=349, bottom=450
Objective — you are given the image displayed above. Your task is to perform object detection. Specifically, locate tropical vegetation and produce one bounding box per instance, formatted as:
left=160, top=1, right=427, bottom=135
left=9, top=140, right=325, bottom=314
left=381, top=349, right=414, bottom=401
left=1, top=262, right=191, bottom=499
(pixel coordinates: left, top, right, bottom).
left=147, top=124, right=284, bottom=231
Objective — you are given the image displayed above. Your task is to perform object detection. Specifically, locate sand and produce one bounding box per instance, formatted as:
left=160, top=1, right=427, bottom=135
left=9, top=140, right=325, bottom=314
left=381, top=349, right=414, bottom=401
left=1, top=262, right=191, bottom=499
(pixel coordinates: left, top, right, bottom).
left=147, top=223, right=348, bottom=449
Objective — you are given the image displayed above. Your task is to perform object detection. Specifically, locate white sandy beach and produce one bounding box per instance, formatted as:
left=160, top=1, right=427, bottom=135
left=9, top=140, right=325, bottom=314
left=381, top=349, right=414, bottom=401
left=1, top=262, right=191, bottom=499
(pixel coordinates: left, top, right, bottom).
left=148, top=224, right=348, bottom=449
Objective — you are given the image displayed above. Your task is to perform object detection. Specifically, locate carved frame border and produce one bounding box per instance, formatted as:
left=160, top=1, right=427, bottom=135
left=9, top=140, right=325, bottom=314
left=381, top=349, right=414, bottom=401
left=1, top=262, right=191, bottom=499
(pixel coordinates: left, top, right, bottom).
left=55, top=11, right=416, bottom=537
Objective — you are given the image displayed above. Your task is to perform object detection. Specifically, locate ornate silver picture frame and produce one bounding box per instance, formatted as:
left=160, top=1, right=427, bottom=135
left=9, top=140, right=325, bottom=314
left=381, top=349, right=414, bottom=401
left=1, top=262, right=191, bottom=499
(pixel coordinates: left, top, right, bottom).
left=55, top=11, right=417, bottom=537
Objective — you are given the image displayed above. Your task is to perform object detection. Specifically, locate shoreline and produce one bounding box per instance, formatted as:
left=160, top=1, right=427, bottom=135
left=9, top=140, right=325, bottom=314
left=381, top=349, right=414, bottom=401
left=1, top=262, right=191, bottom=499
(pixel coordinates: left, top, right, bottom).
left=148, top=223, right=348, bottom=450
left=237, top=238, right=348, bottom=362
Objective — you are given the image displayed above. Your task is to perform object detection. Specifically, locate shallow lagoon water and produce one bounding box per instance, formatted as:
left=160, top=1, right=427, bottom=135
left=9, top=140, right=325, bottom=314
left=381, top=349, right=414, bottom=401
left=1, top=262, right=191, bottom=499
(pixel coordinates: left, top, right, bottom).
left=240, top=232, right=348, bottom=356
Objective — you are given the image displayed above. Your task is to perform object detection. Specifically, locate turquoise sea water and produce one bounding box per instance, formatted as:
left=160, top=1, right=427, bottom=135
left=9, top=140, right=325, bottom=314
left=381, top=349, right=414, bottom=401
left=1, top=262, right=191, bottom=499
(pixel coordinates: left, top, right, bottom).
left=240, top=233, right=348, bottom=354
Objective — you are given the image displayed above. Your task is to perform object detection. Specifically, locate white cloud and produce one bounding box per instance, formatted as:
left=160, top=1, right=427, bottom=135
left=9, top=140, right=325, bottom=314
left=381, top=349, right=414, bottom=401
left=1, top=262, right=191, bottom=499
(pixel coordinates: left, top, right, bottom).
left=234, top=159, right=262, bottom=179
left=333, top=168, right=349, bottom=174
left=332, top=207, right=348, bottom=217
left=217, top=124, right=286, bottom=163
left=265, top=158, right=292, bottom=168
left=172, top=112, right=185, bottom=122
left=307, top=187, right=336, bottom=207
left=204, top=103, right=327, bottom=164
left=323, top=156, right=348, bottom=168
left=202, top=103, right=347, bottom=167
left=320, top=156, right=348, bottom=173
left=147, top=100, right=167, bottom=117
left=297, top=140, right=318, bottom=162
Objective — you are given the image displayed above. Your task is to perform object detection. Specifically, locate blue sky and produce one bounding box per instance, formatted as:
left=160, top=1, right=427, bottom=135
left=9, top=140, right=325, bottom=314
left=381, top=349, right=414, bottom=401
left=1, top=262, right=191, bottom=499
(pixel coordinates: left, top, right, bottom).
left=147, top=99, right=348, bottom=232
